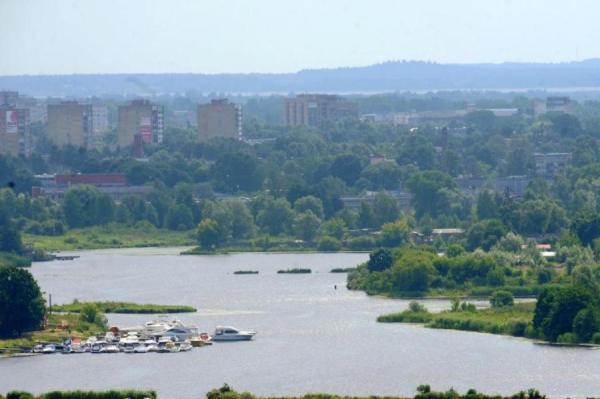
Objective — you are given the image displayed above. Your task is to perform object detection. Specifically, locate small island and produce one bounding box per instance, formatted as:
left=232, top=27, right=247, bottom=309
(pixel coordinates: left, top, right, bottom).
left=277, top=268, right=312, bottom=274
left=330, top=267, right=356, bottom=273
left=233, top=270, right=259, bottom=275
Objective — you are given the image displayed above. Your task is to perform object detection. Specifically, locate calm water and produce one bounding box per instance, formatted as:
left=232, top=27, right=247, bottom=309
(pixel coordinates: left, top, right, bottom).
left=1, top=248, right=599, bottom=398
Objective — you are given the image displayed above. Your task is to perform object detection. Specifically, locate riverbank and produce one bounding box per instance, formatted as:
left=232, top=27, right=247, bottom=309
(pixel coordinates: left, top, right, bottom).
left=50, top=301, right=196, bottom=314
left=378, top=302, right=535, bottom=338
left=0, top=313, right=106, bottom=354
left=23, top=225, right=195, bottom=251
left=204, top=384, right=546, bottom=399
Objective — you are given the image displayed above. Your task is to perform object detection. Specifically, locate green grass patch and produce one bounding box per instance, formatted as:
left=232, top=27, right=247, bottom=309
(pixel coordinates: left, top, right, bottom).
left=50, top=301, right=196, bottom=314
left=378, top=302, right=535, bottom=338
left=23, top=223, right=195, bottom=252
left=0, top=252, right=31, bottom=268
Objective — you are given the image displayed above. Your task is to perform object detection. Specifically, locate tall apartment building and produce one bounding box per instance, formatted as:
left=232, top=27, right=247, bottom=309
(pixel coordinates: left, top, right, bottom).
left=117, top=100, right=164, bottom=147
left=197, top=99, right=242, bottom=141
left=0, top=106, right=31, bottom=156
left=534, top=152, right=572, bottom=178
left=285, top=94, right=358, bottom=127
left=47, top=101, right=93, bottom=147
left=92, top=105, right=109, bottom=137
left=534, top=96, right=575, bottom=116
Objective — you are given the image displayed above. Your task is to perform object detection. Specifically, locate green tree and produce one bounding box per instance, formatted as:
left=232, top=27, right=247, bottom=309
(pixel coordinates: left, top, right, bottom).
left=226, top=200, right=255, bottom=239
left=572, top=307, right=599, bottom=342
left=317, top=236, right=342, bottom=251
left=372, top=192, right=400, bottom=227
left=256, top=197, right=294, bottom=235
left=0, top=209, right=21, bottom=253
left=0, top=267, right=45, bottom=337
left=380, top=218, right=410, bottom=247
left=407, top=171, right=455, bottom=218
left=320, top=218, right=348, bottom=240
left=196, top=218, right=221, bottom=249
left=293, top=196, right=324, bottom=219
left=294, top=211, right=321, bottom=242
left=329, top=153, right=363, bottom=186
left=211, top=151, right=264, bottom=193
left=476, top=190, right=499, bottom=220
left=367, top=248, right=393, bottom=272
left=572, top=210, right=600, bottom=246
left=165, top=204, right=194, bottom=231
left=466, top=219, right=507, bottom=251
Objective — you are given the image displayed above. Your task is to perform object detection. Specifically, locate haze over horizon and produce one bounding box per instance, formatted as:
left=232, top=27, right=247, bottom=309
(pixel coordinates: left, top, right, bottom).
left=2, top=0, right=600, bottom=76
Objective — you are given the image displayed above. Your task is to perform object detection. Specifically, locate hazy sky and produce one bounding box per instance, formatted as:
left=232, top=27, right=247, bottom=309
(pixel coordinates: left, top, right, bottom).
left=1, top=0, right=600, bottom=75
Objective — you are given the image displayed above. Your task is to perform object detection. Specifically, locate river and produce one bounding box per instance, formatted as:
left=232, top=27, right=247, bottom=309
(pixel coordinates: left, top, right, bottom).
left=1, top=248, right=599, bottom=398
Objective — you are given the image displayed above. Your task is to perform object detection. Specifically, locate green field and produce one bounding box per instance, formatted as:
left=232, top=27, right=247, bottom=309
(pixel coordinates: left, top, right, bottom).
left=23, top=224, right=195, bottom=251
left=50, top=301, right=196, bottom=314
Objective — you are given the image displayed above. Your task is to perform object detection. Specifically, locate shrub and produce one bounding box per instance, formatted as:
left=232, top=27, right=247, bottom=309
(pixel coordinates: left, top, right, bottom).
left=409, top=301, right=427, bottom=313
left=317, top=236, right=341, bottom=251
left=557, top=332, right=577, bottom=344
left=490, top=290, right=514, bottom=308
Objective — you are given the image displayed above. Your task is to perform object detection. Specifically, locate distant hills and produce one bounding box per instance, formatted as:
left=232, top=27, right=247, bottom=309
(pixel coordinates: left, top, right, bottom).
left=2, top=60, right=600, bottom=97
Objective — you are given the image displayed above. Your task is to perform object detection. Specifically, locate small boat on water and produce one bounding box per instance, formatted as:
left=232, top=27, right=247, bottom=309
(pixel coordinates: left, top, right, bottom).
left=32, top=344, right=44, bottom=353
left=42, top=344, right=56, bottom=354
left=212, top=326, right=256, bottom=341
left=178, top=341, right=193, bottom=352
left=190, top=332, right=213, bottom=347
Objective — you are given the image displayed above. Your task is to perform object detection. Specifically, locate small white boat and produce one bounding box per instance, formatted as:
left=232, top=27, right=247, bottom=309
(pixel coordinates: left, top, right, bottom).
left=32, top=344, right=44, bottom=353
left=146, top=343, right=160, bottom=352
left=212, top=326, right=256, bottom=341
left=134, top=344, right=149, bottom=353
left=101, top=344, right=120, bottom=353
left=91, top=340, right=107, bottom=353
left=191, top=332, right=213, bottom=347
left=42, top=344, right=57, bottom=354
left=178, top=341, right=193, bottom=352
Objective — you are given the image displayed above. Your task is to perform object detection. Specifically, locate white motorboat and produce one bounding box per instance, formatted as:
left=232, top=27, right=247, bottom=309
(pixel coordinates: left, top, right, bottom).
left=42, top=344, right=57, bottom=354
left=212, top=326, right=256, bottom=341
left=32, top=344, right=44, bottom=353
left=191, top=332, right=213, bottom=347
left=146, top=343, right=160, bottom=352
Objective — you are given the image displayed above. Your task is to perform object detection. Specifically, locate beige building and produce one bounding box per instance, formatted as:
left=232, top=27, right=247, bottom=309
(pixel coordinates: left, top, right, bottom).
left=197, top=99, right=242, bottom=141
left=92, top=105, right=109, bottom=137
left=117, top=99, right=164, bottom=147
left=0, top=106, right=31, bottom=156
left=47, top=101, right=93, bottom=147
left=285, top=94, right=358, bottom=127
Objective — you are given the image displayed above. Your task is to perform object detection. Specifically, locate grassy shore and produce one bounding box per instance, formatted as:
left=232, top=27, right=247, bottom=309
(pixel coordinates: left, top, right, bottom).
left=0, top=313, right=106, bottom=354
left=23, top=224, right=195, bottom=252
left=50, top=301, right=196, bottom=314
left=378, top=302, right=535, bottom=338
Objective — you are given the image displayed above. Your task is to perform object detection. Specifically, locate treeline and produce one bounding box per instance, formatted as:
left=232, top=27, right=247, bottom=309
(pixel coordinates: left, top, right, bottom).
left=205, top=384, right=545, bottom=399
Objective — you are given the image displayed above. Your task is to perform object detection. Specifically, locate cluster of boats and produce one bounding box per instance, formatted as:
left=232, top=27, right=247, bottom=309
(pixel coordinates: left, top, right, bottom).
left=32, top=317, right=256, bottom=355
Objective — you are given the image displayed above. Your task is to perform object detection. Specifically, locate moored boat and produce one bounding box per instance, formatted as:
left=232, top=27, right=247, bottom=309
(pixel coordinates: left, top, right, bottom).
left=212, top=326, right=256, bottom=341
